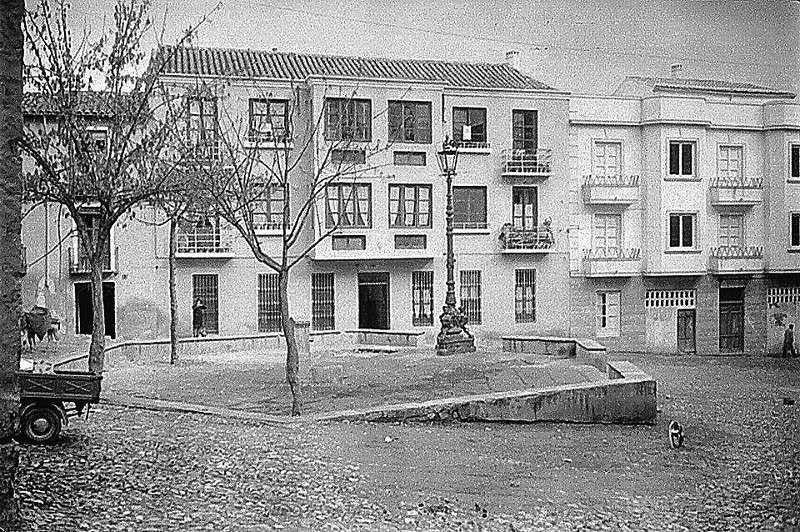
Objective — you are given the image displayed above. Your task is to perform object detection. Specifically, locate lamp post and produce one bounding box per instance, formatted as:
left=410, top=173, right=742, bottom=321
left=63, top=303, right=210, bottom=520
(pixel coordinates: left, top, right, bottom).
left=435, top=138, right=476, bottom=356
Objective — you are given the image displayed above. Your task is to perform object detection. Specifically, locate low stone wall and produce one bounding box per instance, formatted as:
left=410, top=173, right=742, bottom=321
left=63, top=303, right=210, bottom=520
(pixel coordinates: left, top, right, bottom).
left=346, top=329, right=426, bottom=347
left=317, top=359, right=657, bottom=425
left=104, top=333, right=285, bottom=365
left=502, top=335, right=609, bottom=373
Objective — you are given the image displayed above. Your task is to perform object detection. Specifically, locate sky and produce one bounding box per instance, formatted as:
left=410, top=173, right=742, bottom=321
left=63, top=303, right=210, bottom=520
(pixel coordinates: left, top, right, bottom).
left=64, top=0, right=799, bottom=95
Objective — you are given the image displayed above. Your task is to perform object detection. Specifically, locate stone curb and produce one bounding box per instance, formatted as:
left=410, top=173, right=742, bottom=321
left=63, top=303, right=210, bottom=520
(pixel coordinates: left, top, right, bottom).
left=101, top=393, right=297, bottom=426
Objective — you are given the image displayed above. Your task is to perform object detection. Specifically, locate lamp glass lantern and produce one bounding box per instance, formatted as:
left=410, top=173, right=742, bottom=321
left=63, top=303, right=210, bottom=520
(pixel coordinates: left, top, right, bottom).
left=436, top=140, right=459, bottom=176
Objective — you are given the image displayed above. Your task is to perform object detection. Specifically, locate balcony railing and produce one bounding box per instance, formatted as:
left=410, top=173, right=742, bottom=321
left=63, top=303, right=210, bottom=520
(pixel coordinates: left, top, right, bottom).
left=456, top=141, right=491, bottom=151
left=708, top=246, right=764, bottom=273
left=185, top=140, right=221, bottom=163
left=501, top=149, right=552, bottom=176
left=709, top=177, right=763, bottom=207
left=176, top=232, right=234, bottom=256
left=582, top=174, right=640, bottom=205
left=253, top=220, right=284, bottom=233
left=583, top=248, right=641, bottom=277
left=499, top=223, right=555, bottom=252
left=68, top=246, right=117, bottom=274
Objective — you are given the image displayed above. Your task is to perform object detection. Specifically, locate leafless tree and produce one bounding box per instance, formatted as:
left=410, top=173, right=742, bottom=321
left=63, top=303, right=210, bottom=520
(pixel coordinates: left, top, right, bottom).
left=18, top=0, right=214, bottom=373
left=184, top=77, right=399, bottom=415
left=0, top=0, right=24, bottom=526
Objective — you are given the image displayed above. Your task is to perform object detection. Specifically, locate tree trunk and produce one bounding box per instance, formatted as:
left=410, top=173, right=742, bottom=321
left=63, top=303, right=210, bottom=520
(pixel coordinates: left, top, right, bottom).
left=168, top=217, right=178, bottom=364
left=87, top=261, right=106, bottom=374
left=0, top=0, right=25, bottom=527
left=278, top=269, right=301, bottom=416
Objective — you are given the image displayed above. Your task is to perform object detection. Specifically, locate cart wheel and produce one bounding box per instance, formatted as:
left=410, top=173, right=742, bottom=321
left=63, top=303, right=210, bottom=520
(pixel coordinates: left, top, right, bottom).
left=21, top=406, right=61, bottom=444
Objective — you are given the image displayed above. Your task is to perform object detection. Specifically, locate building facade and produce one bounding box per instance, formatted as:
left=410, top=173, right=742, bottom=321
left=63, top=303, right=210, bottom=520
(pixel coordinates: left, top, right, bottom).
left=568, top=75, right=800, bottom=355
left=20, top=49, right=800, bottom=356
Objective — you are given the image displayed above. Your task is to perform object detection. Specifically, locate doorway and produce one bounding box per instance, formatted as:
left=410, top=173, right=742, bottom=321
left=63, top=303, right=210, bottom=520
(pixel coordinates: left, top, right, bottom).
left=358, top=272, right=390, bottom=330
left=677, top=309, right=695, bottom=354
left=74, top=282, right=116, bottom=338
left=719, top=287, right=744, bottom=353
left=192, top=274, right=219, bottom=334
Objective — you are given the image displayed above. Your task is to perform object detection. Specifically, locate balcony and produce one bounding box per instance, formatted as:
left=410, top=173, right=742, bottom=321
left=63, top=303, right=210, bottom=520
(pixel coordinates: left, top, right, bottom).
left=498, top=223, right=555, bottom=254
left=708, top=177, right=763, bottom=208
left=455, top=141, right=491, bottom=154
left=68, top=246, right=118, bottom=275
left=583, top=248, right=642, bottom=277
left=175, top=231, right=234, bottom=258
left=708, top=246, right=764, bottom=274
left=501, top=149, right=552, bottom=179
left=582, top=175, right=640, bottom=205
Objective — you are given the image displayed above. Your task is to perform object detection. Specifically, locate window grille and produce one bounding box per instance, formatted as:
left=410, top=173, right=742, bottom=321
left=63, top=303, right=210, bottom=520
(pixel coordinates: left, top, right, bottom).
left=768, top=287, right=800, bottom=306
left=514, top=269, right=536, bottom=323
left=258, top=273, right=282, bottom=333
left=193, top=274, right=219, bottom=334
left=645, top=290, right=696, bottom=309
left=459, top=270, right=482, bottom=324
left=412, top=271, right=434, bottom=326
left=312, top=273, right=335, bottom=330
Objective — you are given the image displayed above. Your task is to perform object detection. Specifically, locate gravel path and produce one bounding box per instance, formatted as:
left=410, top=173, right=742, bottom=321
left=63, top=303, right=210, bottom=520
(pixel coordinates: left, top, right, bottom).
left=15, top=355, right=800, bottom=531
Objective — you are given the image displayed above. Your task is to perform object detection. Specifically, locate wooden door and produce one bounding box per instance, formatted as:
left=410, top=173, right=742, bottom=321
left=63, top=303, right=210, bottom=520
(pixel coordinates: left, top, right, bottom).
left=677, top=309, right=696, bottom=354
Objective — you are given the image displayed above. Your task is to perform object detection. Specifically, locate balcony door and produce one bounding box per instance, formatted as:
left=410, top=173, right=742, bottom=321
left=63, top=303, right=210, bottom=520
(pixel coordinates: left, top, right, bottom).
left=193, top=274, right=219, bottom=334
left=512, top=187, right=538, bottom=229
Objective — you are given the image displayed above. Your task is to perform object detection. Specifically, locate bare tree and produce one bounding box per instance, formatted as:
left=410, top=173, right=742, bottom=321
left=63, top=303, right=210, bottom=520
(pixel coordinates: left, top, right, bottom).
left=0, top=0, right=24, bottom=526
left=183, top=77, right=398, bottom=415
left=18, top=0, right=213, bottom=373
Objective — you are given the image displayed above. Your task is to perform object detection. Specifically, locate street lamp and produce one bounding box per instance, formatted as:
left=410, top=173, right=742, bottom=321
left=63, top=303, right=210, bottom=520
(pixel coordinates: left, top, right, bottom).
left=435, top=137, right=476, bottom=356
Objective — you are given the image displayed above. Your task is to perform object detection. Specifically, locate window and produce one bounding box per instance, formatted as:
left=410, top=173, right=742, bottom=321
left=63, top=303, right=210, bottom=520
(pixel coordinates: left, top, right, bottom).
left=596, top=291, right=621, bottom=337
left=75, top=211, right=112, bottom=271
left=668, top=141, right=695, bottom=177
left=187, top=96, right=218, bottom=153
left=594, top=141, right=622, bottom=176
left=331, top=149, right=366, bottom=165
left=452, top=107, right=487, bottom=145
left=412, top=271, right=434, bottom=326
left=719, top=214, right=743, bottom=248
left=394, top=235, right=426, bottom=249
left=718, top=146, right=743, bottom=180
left=791, top=144, right=800, bottom=180
left=514, top=269, right=536, bottom=323
left=85, top=128, right=108, bottom=155
left=324, top=98, right=371, bottom=141
left=512, top=187, right=538, bottom=229
left=331, top=235, right=366, bottom=250
left=257, top=273, right=282, bottom=333
left=389, top=184, right=431, bottom=228
left=249, top=99, right=289, bottom=141
left=325, top=183, right=371, bottom=228
left=593, top=214, right=621, bottom=254
left=512, top=110, right=538, bottom=152
left=453, top=186, right=487, bottom=229
left=791, top=213, right=800, bottom=248
left=388, top=101, right=431, bottom=143
left=253, top=186, right=284, bottom=232
left=193, top=274, right=219, bottom=334
left=668, top=214, right=696, bottom=249
left=393, top=151, right=426, bottom=166
left=459, top=270, right=482, bottom=324
left=311, top=273, right=335, bottom=330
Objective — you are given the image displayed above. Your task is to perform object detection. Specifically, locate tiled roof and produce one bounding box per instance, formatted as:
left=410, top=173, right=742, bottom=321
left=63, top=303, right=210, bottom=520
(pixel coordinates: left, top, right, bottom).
left=619, top=75, right=795, bottom=98
left=23, top=92, right=137, bottom=118
left=155, top=45, right=556, bottom=91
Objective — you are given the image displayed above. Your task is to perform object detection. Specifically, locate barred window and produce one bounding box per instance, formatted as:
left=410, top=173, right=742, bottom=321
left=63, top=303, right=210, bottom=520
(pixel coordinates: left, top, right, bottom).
left=412, top=271, right=434, bottom=326
left=389, top=184, right=431, bottom=228
left=388, top=101, right=432, bottom=144
left=645, top=290, right=696, bottom=308
left=515, top=269, right=536, bottom=323
left=249, top=99, right=289, bottom=141
left=312, top=273, right=335, bottom=331
left=767, top=287, right=800, bottom=305
left=325, top=183, right=371, bottom=228
left=258, top=274, right=282, bottom=333
left=325, top=98, right=371, bottom=141
left=459, top=270, right=482, bottom=324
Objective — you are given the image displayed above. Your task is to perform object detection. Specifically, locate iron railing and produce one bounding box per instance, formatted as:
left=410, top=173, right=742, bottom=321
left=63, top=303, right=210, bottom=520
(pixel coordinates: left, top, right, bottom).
left=499, top=223, right=555, bottom=250
left=176, top=232, right=233, bottom=254
left=710, top=246, right=763, bottom=258
left=68, top=246, right=116, bottom=274
left=502, top=149, right=553, bottom=174
left=582, top=174, right=640, bottom=187
left=583, top=248, right=641, bottom=260
left=709, top=176, right=763, bottom=188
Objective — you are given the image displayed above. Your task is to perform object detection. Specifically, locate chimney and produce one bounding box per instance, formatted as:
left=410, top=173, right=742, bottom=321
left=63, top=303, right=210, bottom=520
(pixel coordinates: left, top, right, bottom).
left=670, top=63, right=683, bottom=78
left=506, top=50, right=521, bottom=71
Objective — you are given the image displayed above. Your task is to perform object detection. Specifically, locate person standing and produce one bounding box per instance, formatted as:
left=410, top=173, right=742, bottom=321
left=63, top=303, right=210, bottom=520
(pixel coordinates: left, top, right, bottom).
left=192, top=298, right=206, bottom=337
left=783, top=323, right=797, bottom=358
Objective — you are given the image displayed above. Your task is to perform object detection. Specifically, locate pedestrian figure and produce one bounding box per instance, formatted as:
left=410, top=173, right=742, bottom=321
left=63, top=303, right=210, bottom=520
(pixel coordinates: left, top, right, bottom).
left=783, top=323, right=797, bottom=358
left=193, top=298, right=207, bottom=337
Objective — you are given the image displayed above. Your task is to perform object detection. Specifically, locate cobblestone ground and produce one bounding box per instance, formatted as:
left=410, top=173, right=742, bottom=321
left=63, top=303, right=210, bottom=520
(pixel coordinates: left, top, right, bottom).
left=15, top=355, right=800, bottom=531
